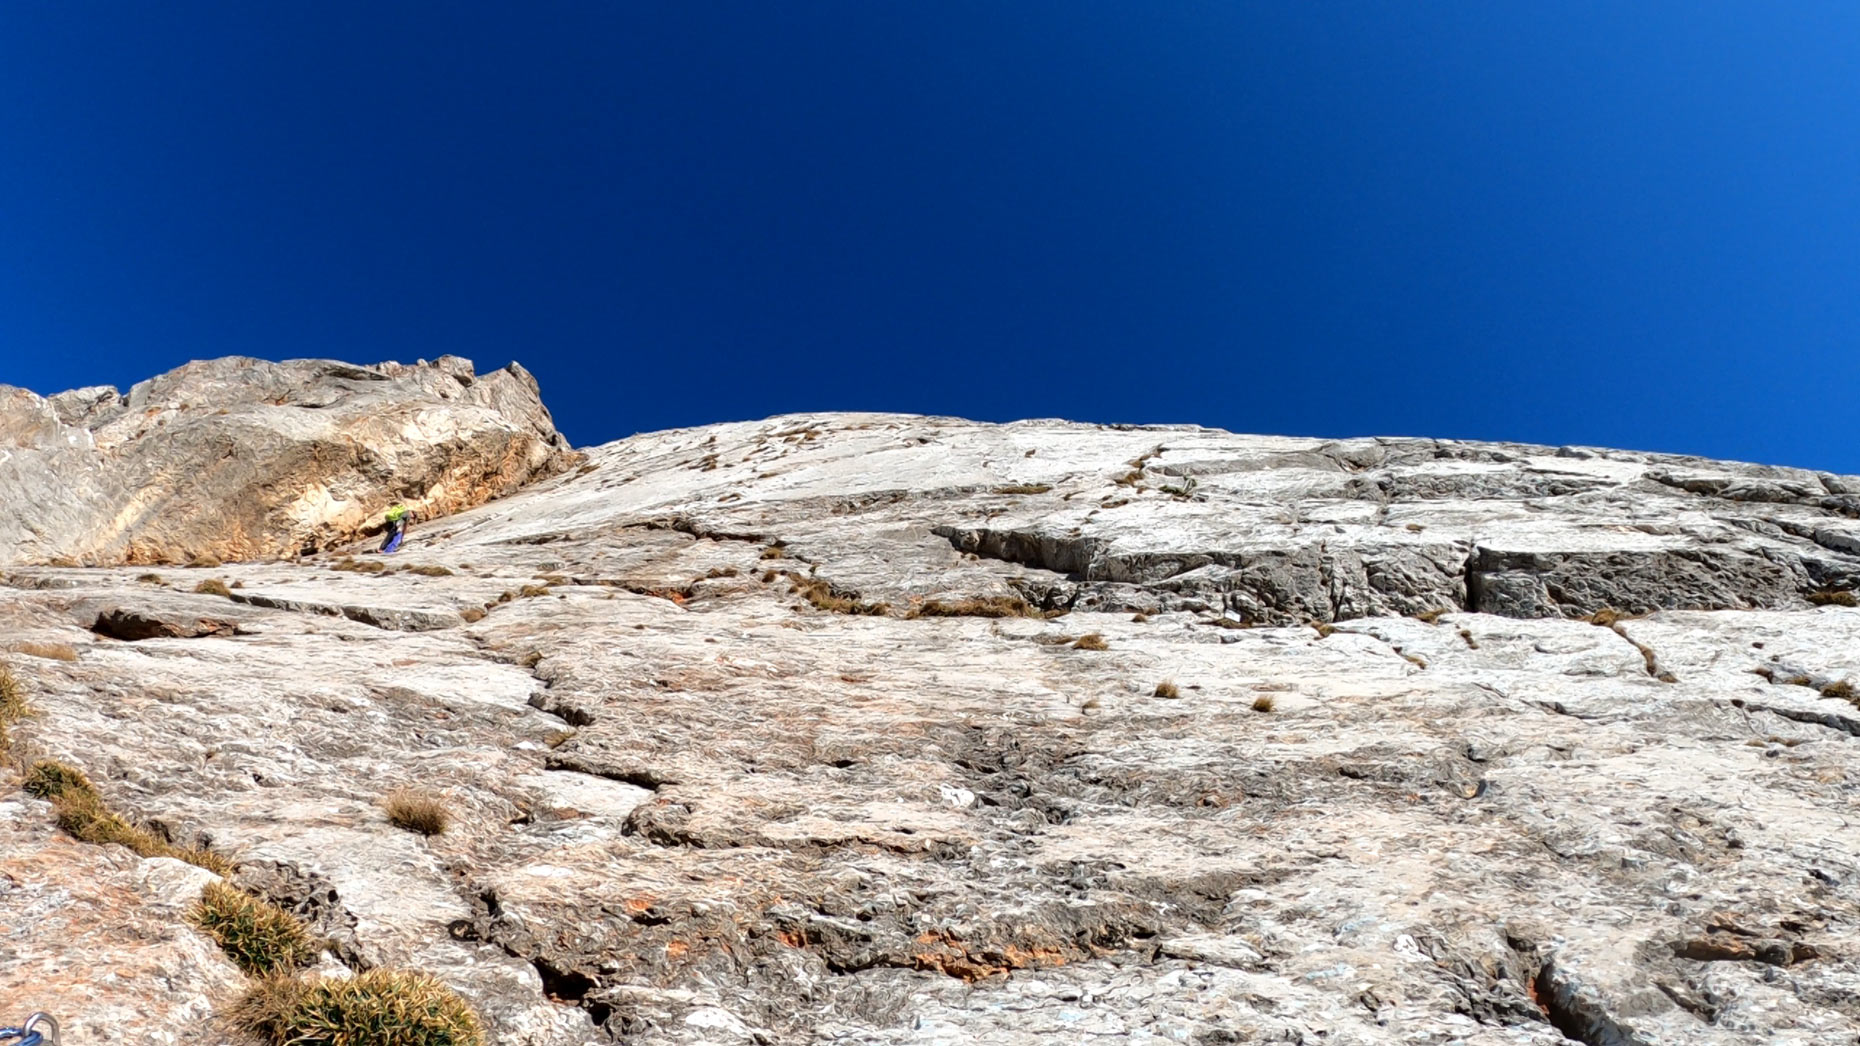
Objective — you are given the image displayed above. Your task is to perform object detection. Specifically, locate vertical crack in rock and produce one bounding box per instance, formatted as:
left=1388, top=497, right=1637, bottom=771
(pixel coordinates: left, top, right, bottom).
left=1531, top=959, right=1650, bottom=1046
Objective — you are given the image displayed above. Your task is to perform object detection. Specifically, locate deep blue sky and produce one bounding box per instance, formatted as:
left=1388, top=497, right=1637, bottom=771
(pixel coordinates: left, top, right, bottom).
left=3, top=5, right=1858, bottom=470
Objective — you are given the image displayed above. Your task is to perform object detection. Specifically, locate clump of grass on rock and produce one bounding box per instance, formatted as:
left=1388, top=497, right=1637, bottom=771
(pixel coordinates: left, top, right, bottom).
left=790, top=577, right=888, bottom=616
left=195, top=578, right=234, bottom=598
left=1153, top=679, right=1180, bottom=699
left=192, top=881, right=322, bottom=976
left=232, top=969, right=483, bottom=1046
left=0, top=663, right=29, bottom=749
left=23, top=759, right=233, bottom=874
left=906, top=595, right=1052, bottom=620
left=1808, top=589, right=1859, bottom=607
left=9, top=641, right=76, bottom=662
left=383, top=788, right=450, bottom=836
left=1071, top=633, right=1109, bottom=651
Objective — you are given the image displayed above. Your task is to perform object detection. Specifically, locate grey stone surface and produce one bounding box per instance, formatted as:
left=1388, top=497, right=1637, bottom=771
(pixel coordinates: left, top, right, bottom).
left=4, top=399, right=1860, bottom=1044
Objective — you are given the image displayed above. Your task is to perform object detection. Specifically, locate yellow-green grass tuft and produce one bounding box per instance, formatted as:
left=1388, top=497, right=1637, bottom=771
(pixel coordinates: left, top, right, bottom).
left=232, top=969, right=484, bottom=1046
left=0, top=663, right=29, bottom=750
left=193, top=881, right=322, bottom=976
left=23, top=759, right=233, bottom=875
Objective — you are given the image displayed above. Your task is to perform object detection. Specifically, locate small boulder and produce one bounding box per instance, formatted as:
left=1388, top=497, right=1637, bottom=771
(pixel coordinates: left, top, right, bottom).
left=91, top=607, right=237, bottom=641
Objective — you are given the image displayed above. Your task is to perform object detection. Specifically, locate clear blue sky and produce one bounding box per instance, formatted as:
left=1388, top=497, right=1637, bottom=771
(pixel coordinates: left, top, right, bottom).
left=3, top=4, right=1858, bottom=470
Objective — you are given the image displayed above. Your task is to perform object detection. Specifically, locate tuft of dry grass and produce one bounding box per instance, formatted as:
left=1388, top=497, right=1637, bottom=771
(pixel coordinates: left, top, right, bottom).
left=188, top=555, right=223, bottom=569
left=1071, top=633, right=1109, bottom=651
left=544, top=730, right=576, bottom=749
left=10, top=641, right=77, bottom=662
left=1413, top=608, right=1446, bottom=624
left=0, top=663, right=28, bottom=750
left=517, top=584, right=553, bottom=599
left=382, top=788, right=450, bottom=836
left=23, top=759, right=233, bottom=875
left=192, top=881, right=322, bottom=976
left=332, top=558, right=389, bottom=574
left=992, top=483, right=1053, bottom=495
left=1588, top=606, right=1629, bottom=626
left=1130, top=612, right=1150, bottom=623
left=405, top=565, right=453, bottom=577
left=1251, top=694, right=1276, bottom=713
left=1808, top=589, right=1859, bottom=607
left=1821, top=680, right=1859, bottom=707
left=1311, top=622, right=1336, bottom=638
left=137, top=573, right=165, bottom=584
left=1404, top=523, right=1425, bottom=533
left=195, top=578, right=234, bottom=598
left=906, top=596, right=1052, bottom=620
left=1153, top=679, right=1180, bottom=699
left=1458, top=628, right=1479, bottom=649
left=232, top=969, right=484, bottom=1046
left=790, top=577, right=888, bottom=616
left=760, top=546, right=785, bottom=560
left=702, top=566, right=739, bottom=579
left=458, top=607, right=486, bottom=623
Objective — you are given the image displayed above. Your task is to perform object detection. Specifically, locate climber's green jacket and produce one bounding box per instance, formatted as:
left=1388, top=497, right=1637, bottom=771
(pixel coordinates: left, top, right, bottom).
left=385, top=504, right=409, bottom=524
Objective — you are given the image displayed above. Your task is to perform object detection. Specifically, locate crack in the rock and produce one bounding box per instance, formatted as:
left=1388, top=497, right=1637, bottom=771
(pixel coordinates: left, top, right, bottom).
left=1531, top=957, right=1650, bottom=1046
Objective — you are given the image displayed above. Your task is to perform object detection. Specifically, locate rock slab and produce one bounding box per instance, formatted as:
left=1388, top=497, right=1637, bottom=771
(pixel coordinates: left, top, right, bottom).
left=0, top=356, right=574, bottom=566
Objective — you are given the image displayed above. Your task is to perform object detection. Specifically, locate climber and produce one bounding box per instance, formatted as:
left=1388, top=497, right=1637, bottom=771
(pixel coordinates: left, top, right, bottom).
left=0, top=1012, right=59, bottom=1046
left=380, top=503, right=412, bottom=554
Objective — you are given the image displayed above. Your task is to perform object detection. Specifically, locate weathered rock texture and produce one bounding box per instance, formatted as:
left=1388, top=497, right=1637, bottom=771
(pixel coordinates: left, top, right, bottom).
left=0, top=356, right=573, bottom=566
left=5, top=405, right=1860, bottom=1044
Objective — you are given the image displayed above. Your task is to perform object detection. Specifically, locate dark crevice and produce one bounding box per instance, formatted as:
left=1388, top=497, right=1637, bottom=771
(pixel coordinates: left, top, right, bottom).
left=545, top=753, right=673, bottom=790
left=532, top=957, right=614, bottom=1029
left=1531, top=959, right=1648, bottom=1046
left=1731, top=698, right=1860, bottom=737
left=533, top=957, right=597, bottom=1002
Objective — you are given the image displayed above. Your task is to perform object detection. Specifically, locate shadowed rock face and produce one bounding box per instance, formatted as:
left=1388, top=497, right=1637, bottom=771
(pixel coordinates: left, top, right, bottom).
left=0, top=356, right=574, bottom=566
left=5, top=405, right=1860, bottom=1045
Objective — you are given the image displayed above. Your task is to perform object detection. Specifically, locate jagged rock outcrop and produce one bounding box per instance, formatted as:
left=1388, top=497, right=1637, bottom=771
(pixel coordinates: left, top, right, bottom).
left=4, top=402, right=1860, bottom=1045
left=0, top=356, right=574, bottom=567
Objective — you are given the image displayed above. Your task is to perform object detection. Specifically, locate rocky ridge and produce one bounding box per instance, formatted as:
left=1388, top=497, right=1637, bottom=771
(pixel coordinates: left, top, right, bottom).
left=3, top=378, right=1860, bottom=1044
left=0, top=355, right=574, bottom=567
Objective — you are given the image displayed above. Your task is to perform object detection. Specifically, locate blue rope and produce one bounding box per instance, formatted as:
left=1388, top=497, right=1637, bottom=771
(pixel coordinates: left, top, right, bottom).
left=0, top=1014, right=55, bottom=1046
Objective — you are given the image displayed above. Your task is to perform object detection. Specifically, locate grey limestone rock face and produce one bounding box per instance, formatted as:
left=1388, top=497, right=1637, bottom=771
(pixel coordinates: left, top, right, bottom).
left=4, top=394, right=1860, bottom=1044
left=0, top=355, right=574, bottom=567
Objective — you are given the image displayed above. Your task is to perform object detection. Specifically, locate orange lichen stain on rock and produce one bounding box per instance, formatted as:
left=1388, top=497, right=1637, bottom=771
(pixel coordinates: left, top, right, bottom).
left=621, top=895, right=657, bottom=916
left=906, top=931, right=1075, bottom=982
left=1001, top=945, right=1069, bottom=967
left=774, top=930, right=806, bottom=949
left=664, top=939, right=689, bottom=960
